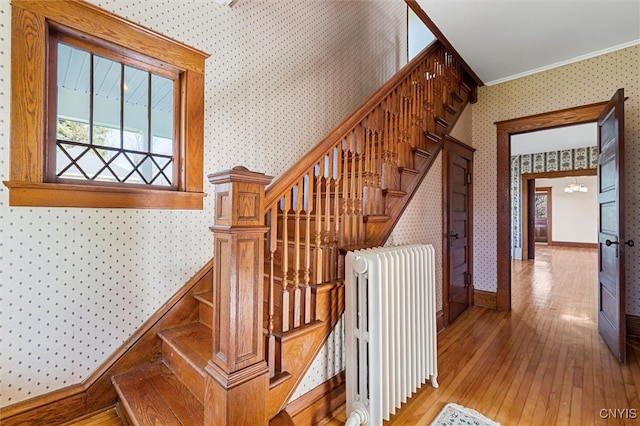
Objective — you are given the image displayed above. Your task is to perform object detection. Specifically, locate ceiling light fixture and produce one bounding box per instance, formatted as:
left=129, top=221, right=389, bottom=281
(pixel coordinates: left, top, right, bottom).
left=564, top=178, right=588, bottom=193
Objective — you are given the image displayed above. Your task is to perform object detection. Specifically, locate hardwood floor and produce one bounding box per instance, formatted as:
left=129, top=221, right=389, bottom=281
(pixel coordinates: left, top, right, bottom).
left=328, top=245, right=640, bottom=425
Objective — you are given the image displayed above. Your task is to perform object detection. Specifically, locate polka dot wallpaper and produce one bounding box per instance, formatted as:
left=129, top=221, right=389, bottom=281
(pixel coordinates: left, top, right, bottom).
left=0, top=0, right=408, bottom=406
left=471, top=45, right=640, bottom=316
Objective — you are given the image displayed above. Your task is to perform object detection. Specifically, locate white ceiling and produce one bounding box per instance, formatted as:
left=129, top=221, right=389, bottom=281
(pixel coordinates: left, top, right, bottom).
left=510, top=122, right=597, bottom=155
left=415, top=0, right=640, bottom=86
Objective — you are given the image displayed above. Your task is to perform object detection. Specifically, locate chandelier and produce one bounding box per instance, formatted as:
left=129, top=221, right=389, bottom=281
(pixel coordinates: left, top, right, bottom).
left=564, top=178, right=588, bottom=193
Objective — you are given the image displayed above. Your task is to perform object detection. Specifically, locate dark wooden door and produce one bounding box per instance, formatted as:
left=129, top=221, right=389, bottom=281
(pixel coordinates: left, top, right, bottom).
left=443, top=137, right=474, bottom=325
left=597, top=88, right=629, bottom=363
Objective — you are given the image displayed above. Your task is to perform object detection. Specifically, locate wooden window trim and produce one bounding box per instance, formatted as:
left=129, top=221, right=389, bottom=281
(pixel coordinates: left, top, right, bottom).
left=5, top=0, right=209, bottom=209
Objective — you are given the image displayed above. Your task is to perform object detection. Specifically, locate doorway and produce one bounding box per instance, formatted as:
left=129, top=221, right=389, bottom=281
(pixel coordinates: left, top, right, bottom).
left=533, top=187, right=551, bottom=244
left=521, top=169, right=597, bottom=261
left=495, top=101, right=607, bottom=311
left=496, top=91, right=629, bottom=363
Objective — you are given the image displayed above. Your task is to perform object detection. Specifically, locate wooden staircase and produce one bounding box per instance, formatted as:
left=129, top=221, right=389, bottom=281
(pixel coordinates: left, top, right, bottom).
left=109, top=41, right=476, bottom=425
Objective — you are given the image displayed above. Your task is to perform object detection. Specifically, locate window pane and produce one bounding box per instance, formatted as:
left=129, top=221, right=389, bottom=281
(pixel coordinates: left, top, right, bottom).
left=408, top=8, right=435, bottom=61
left=151, top=74, right=174, bottom=155
left=57, top=43, right=90, bottom=143
left=123, top=65, right=149, bottom=152
left=93, top=55, right=122, bottom=148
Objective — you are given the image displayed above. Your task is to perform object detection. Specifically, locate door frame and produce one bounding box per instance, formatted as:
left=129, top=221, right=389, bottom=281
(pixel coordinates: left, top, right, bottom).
left=533, top=186, right=552, bottom=246
left=442, top=135, right=475, bottom=326
left=495, top=101, right=607, bottom=311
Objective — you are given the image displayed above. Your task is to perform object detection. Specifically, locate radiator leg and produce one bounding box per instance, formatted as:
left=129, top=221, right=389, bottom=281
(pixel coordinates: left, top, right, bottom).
left=345, top=407, right=370, bottom=426
left=430, top=374, right=439, bottom=388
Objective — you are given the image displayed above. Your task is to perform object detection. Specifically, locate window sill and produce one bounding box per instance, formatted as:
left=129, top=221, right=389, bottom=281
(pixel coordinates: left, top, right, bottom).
left=4, top=181, right=206, bottom=209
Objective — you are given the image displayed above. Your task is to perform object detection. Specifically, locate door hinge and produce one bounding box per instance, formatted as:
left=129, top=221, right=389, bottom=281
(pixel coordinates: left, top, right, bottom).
left=467, top=173, right=472, bottom=184
left=466, top=273, right=473, bottom=287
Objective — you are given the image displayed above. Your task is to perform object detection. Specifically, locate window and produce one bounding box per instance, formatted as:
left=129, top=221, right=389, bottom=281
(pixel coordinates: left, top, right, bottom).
left=5, top=0, right=209, bottom=209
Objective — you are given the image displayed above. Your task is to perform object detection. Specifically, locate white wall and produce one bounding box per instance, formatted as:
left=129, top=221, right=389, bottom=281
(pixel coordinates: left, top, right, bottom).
left=536, top=176, right=597, bottom=244
left=0, top=0, right=409, bottom=406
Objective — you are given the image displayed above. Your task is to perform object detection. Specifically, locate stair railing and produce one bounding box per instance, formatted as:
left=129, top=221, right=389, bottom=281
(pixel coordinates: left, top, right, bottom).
left=262, top=41, right=468, bottom=378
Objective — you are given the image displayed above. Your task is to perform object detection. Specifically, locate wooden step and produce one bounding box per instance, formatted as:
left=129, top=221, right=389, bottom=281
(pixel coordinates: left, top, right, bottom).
left=444, top=103, right=458, bottom=115
left=382, top=188, right=407, bottom=198
left=112, top=363, right=204, bottom=426
left=194, top=292, right=213, bottom=329
left=435, top=116, right=450, bottom=130
left=451, top=90, right=464, bottom=104
left=158, top=322, right=211, bottom=403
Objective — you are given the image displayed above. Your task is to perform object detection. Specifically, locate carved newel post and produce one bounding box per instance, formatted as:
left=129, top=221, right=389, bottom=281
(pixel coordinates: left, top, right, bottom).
left=205, top=166, right=273, bottom=426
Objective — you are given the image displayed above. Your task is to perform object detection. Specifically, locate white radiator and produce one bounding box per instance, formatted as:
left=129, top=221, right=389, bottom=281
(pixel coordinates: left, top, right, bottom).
left=345, top=244, right=438, bottom=426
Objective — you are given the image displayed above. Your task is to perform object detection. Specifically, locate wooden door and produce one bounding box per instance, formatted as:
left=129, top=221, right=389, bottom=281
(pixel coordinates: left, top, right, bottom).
left=597, top=88, right=629, bottom=363
left=443, top=137, right=474, bottom=325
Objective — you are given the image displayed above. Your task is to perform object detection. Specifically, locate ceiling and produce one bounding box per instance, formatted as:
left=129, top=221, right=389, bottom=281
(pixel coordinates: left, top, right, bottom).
left=415, top=0, right=640, bottom=86
left=510, top=123, right=596, bottom=155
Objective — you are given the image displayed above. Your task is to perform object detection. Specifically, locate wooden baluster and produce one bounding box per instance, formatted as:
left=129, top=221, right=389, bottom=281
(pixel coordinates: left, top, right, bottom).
left=428, top=60, right=435, bottom=134
left=292, top=179, right=302, bottom=328
left=356, top=125, right=364, bottom=244
left=340, top=138, right=348, bottom=247
left=349, top=132, right=357, bottom=245
left=411, top=80, right=418, bottom=150
left=381, top=101, right=389, bottom=190
left=369, top=116, right=376, bottom=215
left=266, top=205, right=277, bottom=378
left=375, top=107, right=384, bottom=215
left=280, top=195, right=290, bottom=332
left=303, top=172, right=312, bottom=324
left=332, top=145, right=341, bottom=280
left=315, top=162, right=324, bottom=285
left=324, top=153, right=332, bottom=279
left=363, top=118, right=371, bottom=216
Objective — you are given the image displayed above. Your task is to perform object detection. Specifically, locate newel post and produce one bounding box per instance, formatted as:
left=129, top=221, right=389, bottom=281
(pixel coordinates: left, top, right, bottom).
left=204, top=166, right=273, bottom=426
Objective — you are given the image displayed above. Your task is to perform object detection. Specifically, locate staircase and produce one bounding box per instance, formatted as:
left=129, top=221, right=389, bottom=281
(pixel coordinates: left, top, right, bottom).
left=110, top=41, right=476, bottom=425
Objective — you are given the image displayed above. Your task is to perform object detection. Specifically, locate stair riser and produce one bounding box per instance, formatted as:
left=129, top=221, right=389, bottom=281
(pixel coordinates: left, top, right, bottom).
left=161, top=344, right=206, bottom=404
left=199, top=301, right=212, bottom=329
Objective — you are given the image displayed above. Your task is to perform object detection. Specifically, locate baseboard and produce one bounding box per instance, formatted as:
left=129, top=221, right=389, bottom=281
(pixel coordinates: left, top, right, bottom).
left=474, top=289, right=497, bottom=310
left=628, top=314, right=640, bottom=340
left=0, top=259, right=214, bottom=426
left=286, top=372, right=345, bottom=425
left=436, top=310, right=445, bottom=332
left=552, top=241, right=597, bottom=249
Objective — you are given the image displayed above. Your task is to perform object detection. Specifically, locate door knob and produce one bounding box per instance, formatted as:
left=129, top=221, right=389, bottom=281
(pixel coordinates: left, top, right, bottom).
left=605, top=239, right=619, bottom=246
left=448, top=231, right=459, bottom=239
left=625, top=240, right=635, bottom=247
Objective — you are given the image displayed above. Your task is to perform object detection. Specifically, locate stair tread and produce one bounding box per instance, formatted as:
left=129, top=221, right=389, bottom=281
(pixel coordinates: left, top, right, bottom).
left=382, top=189, right=407, bottom=197
left=112, top=363, right=204, bottom=425
left=363, top=214, right=391, bottom=223
left=158, top=322, right=212, bottom=376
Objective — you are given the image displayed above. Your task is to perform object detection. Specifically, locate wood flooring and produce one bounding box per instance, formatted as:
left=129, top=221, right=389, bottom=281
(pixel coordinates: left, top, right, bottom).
left=328, top=245, right=640, bottom=425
